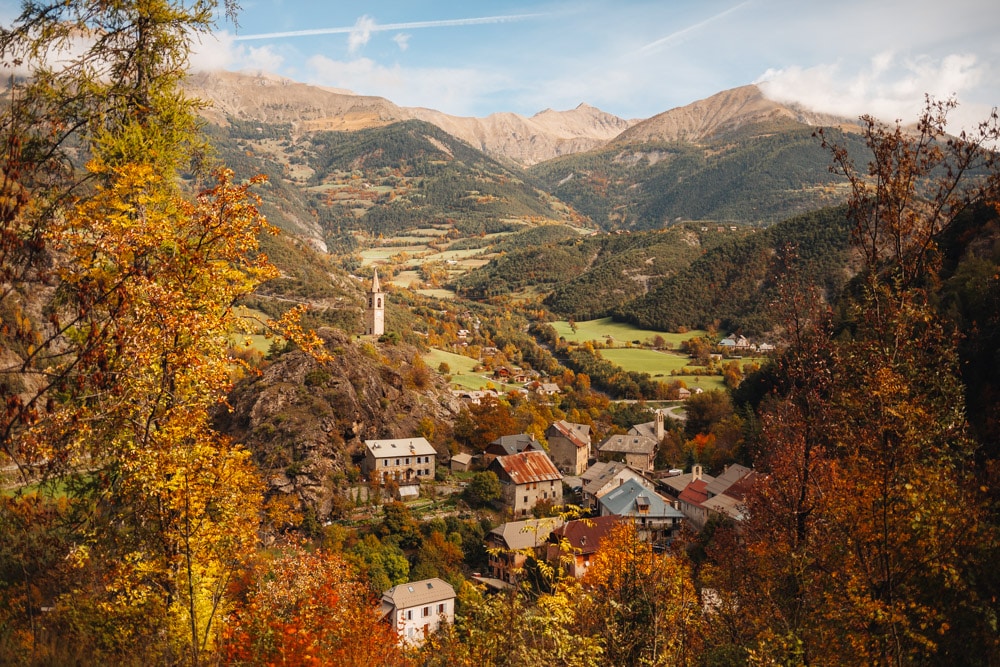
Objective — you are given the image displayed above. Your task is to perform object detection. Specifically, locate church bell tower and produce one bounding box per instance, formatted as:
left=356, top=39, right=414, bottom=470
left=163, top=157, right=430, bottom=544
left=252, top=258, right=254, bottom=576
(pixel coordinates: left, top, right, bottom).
left=365, top=269, right=385, bottom=336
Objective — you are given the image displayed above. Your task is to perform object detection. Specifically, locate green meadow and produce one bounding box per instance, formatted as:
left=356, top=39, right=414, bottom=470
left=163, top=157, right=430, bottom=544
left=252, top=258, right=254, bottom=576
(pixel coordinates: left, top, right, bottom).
left=423, top=349, right=491, bottom=390
left=551, top=317, right=706, bottom=348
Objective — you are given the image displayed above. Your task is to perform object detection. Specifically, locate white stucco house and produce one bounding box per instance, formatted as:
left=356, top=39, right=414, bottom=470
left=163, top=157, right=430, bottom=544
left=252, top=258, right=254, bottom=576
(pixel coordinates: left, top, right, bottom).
left=381, top=578, right=456, bottom=645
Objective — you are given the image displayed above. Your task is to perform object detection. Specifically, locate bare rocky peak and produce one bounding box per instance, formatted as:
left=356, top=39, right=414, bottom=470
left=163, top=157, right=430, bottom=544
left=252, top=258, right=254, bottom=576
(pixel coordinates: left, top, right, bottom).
left=407, top=103, right=636, bottom=166
left=186, top=70, right=636, bottom=165
left=615, top=84, right=857, bottom=145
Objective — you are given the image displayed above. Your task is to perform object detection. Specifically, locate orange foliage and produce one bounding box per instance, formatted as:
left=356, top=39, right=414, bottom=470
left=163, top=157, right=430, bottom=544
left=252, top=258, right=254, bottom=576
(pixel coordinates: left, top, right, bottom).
left=221, top=547, right=412, bottom=667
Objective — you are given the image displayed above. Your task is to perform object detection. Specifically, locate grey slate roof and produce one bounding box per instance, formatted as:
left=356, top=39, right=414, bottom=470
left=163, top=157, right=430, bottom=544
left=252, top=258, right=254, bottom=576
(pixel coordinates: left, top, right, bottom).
left=598, top=434, right=657, bottom=455
left=487, top=434, right=541, bottom=456
left=581, top=461, right=642, bottom=497
left=704, top=464, right=753, bottom=497
left=599, top=479, right=685, bottom=520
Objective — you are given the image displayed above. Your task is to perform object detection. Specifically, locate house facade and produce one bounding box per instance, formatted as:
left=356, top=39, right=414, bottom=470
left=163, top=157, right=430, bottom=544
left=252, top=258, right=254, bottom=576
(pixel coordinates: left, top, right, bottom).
left=486, top=517, right=564, bottom=584
left=597, top=433, right=658, bottom=471
left=380, top=578, right=455, bottom=645
left=362, top=438, right=437, bottom=485
left=488, top=450, right=563, bottom=518
left=547, top=420, right=591, bottom=476
left=545, top=515, right=623, bottom=579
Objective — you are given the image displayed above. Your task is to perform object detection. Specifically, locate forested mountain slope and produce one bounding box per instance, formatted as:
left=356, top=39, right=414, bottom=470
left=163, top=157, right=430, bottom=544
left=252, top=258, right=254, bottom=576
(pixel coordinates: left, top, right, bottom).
left=528, top=127, right=870, bottom=229
left=614, top=206, right=855, bottom=334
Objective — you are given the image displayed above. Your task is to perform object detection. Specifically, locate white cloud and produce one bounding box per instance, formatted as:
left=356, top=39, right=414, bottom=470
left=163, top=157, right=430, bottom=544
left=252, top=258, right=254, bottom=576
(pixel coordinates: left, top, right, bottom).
left=348, top=15, right=376, bottom=54
left=756, top=52, right=988, bottom=132
left=189, top=32, right=285, bottom=73
left=393, top=33, right=410, bottom=51
left=303, top=54, right=509, bottom=115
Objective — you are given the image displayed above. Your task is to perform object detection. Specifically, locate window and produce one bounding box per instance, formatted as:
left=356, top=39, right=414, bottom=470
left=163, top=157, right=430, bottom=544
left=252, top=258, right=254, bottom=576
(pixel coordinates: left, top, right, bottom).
left=523, top=496, right=528, bottom=503
left=395, top=459, right=400, bottom=466
left=438, top=603, right=445, bottom=614
left=406, top=610, right=413, bottom=620
left=423, top=606, right=430, bottom=617
left=405, top=457, right=410, bottom=464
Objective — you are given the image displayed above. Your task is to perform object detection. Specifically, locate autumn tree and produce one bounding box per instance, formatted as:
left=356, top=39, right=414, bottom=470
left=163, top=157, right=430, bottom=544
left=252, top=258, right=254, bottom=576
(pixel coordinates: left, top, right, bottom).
left=421, top=580, right=602, bottom=667
left=712, top=100, right=1000, bottom=665
left=463, top=470, right=503, bottom=508
left=221, top=546, right=411, bottom=667
left=0, top=1, right=318, bottom=663
left=580, top=522, right=705, bottom=666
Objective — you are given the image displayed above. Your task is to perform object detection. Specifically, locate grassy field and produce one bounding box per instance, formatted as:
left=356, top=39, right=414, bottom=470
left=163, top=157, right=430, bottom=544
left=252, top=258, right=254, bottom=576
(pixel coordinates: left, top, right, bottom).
left=551, top=318, right=707, bottom=348
left=423, top=349, right=489, bottom=390
left=424, top=348, right=479, bottom=374
left=598, top=348, right=695, bottom=374
left=423, top=348, right=530, bottom=391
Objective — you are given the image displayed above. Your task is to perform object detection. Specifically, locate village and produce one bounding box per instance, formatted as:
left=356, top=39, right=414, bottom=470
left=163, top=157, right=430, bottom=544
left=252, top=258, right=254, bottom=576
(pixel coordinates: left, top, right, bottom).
left=352, top=270, right=762, bottom=645
left=363, top=416, right=758, bottom=645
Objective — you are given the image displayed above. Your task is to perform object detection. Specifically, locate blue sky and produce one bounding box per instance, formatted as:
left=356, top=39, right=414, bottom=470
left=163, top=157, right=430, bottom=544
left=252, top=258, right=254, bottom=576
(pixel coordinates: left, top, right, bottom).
left=3, top=1, right=998, bottom=132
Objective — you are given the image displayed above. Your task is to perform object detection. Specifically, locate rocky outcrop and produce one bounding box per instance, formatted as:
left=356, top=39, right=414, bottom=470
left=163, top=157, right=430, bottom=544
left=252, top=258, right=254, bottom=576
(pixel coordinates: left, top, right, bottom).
left=215, top=328, right=460, bottom=520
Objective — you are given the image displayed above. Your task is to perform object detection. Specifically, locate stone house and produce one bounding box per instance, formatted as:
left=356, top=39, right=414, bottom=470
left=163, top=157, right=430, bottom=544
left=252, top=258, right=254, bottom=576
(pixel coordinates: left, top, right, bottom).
left=486, top=517, right=564, bottom=584
left=580, top=461, right=656, bottom=510
left=598, top=478, right=685, bottom=544
left=488, top=450, right=563, bottom=518
left=362, top=438, right=437, bottom=489
left=597, top=433, right=658, bottom=471
left=545, top=515, right=623, bottom=579
left=546, top=420, right=591, bottom=476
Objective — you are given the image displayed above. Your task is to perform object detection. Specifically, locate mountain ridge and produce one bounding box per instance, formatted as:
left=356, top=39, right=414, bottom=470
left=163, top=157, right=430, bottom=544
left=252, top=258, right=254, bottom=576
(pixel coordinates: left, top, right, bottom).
left=185, top=71, right=861, bottom=167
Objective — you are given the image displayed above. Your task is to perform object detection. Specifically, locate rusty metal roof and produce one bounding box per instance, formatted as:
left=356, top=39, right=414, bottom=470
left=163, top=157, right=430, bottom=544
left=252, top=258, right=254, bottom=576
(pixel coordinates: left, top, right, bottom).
left=494, top=450, right=562, bottom=485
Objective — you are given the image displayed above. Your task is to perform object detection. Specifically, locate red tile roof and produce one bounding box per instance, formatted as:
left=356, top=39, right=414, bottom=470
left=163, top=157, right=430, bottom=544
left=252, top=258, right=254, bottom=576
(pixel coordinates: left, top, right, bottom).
left=678, top=479, right=710, bottom=506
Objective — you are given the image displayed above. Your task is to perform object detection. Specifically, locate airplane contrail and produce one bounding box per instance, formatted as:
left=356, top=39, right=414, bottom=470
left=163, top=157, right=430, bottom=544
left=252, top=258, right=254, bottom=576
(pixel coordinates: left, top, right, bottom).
left=639, top=1, right=751, bottom=53
left=233, top=13, right=544, bottom=41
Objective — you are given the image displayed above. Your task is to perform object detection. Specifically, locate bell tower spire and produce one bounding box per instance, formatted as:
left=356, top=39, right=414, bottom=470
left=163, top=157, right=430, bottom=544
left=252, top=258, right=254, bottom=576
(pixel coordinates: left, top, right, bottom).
left=365, top=269, right=385, bottom=336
